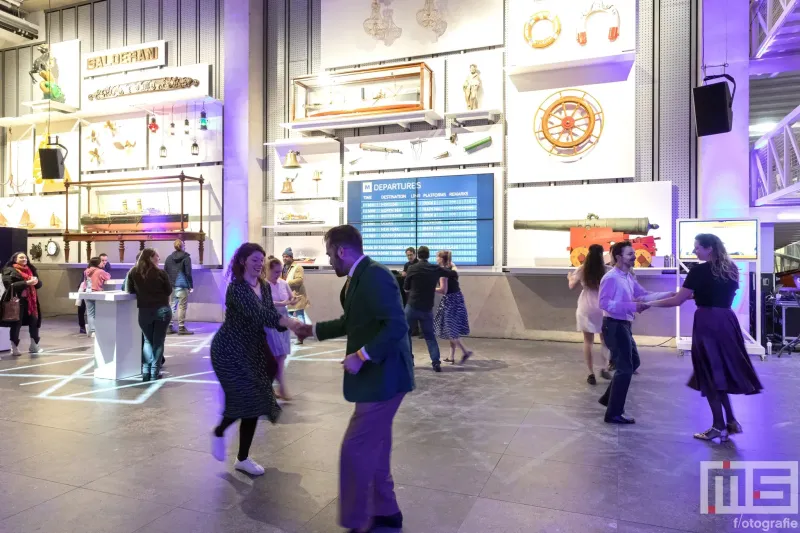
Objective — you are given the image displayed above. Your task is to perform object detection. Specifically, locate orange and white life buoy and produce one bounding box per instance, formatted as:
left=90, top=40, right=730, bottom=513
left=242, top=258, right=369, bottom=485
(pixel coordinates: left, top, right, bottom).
left=523, top=11, right=562, bottom=49
left=577, top=1, right=620, bottom=46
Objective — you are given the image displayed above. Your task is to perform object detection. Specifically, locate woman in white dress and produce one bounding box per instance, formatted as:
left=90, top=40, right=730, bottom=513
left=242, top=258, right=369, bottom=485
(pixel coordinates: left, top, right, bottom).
left=266, top=256, right=298, bottom=400
left=567, top=244, right=611, bottom=385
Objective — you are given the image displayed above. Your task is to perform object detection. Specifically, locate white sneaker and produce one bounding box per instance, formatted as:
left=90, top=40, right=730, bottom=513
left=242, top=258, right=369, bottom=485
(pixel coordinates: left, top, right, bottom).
left=29, top=342, right=43, bottom=354
left=210, top=433, right=226, bottom=462
left=234, top=458, right=265, bottom=476
left=11, top=344, right=21, bottom=356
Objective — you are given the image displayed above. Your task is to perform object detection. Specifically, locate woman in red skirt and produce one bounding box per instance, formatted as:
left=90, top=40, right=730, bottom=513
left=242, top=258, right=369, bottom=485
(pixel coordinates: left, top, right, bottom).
left=648, top=233, right=762, bottom=441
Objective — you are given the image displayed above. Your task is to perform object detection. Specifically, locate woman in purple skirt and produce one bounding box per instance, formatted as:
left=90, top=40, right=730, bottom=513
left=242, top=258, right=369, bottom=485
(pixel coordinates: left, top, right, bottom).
left=648, top=233, right=762, bottom=442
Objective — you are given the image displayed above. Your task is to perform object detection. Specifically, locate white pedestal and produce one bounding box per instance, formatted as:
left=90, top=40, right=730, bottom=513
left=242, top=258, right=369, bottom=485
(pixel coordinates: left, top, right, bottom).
left=71, top=291, right=141, bottom=379
left=0, top=327, right=10, bottom=352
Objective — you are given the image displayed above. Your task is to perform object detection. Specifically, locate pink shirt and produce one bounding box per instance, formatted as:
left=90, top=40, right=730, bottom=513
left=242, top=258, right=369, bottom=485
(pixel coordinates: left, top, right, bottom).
left=84, top=267, right=111, bottom=292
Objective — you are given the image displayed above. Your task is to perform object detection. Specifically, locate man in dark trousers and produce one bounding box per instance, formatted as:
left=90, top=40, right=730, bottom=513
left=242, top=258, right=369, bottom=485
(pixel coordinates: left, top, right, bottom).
left=78, top=253, right=111, bottom=334
left=401, top=247, right=421, bottom=337
left=403, top=245, right=457, bottom=372
left=164, top=239, right=194, bottom=335
left=298, top=225, right=414, bottom=533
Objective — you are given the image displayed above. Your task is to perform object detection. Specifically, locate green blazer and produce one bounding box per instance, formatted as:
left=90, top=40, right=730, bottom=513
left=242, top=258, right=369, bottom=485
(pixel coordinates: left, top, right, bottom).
left=316, top=256, right=415, bottom=403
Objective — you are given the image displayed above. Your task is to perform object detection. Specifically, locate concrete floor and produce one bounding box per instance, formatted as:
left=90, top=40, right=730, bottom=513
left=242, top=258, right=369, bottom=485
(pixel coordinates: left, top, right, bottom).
left=0, top=317, right=798, bottom=533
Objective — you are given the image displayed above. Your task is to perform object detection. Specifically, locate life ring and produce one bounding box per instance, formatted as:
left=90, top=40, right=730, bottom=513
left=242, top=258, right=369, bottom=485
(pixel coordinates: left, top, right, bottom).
left=577, top=1, right=620, bottom=46
left=523, top=11, right=562, bottom=49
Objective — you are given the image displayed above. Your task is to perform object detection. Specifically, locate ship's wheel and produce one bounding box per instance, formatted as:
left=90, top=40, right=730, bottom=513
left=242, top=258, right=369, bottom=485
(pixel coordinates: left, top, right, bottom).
left=634, top=248, right=653, bottom=267
left=534, top=89, right=604, bottom=162
left=570, top=246, right=589, bottom=266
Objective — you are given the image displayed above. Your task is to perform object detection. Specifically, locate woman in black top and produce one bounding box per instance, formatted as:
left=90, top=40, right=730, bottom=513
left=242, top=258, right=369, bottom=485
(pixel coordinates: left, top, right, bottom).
left=126, top=248, right=173, bottom=382
left=434, top=250, right=473, bottom=364
left=649, top=233, right=762, bottom=441
left=1, top=252, right=44, bottom=355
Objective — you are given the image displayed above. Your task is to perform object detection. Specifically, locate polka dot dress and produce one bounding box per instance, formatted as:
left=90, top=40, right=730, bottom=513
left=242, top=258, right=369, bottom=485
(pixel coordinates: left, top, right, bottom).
left=210, top=280, right=282, bottom=423
left=434, top=291, right=470, bottom=340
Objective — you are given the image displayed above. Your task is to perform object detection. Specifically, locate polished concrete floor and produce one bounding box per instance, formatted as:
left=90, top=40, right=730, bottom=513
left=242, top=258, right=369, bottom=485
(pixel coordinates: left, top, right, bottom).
left=0, top=317, right=799, bottom=533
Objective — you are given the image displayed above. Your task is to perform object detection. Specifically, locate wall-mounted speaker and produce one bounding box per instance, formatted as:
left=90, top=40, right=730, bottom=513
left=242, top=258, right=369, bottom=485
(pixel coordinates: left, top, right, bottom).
left=692, top=75, right=736, bottom=137
left=38, top=147, right=66, bottom=180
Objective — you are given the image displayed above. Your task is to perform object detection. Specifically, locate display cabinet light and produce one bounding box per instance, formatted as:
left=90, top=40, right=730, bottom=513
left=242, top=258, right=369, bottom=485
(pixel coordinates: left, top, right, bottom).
left=169, top=121, right=176, bottom=136
left=148, top=116, right=159, bottom=133
left=160, top=144, right=168, bottom=158
left=191, top=139, right=200, bottom=156
left=200, top=109, right=208, bottom=131
left=184, top=118, right=190, bottom=135
left=169, top=105, right=176, bottom=136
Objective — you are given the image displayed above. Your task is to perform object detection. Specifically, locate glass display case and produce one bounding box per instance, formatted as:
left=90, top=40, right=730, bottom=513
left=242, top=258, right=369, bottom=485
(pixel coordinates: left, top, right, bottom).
left=290, top=62, right=433, bottom=122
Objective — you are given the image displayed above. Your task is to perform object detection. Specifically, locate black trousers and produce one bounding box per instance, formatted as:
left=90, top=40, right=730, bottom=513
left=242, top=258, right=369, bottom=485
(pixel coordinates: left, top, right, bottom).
left=10, top=321, right=40, bottom=346
left=599, top=318, right=640, bottom=418
left=78, top=300, right=86, bottom=329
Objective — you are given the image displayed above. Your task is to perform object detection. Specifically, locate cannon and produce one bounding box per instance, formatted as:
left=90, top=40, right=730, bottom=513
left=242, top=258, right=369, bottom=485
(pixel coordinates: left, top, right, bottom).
left=513, top=213, right=660, bottom=267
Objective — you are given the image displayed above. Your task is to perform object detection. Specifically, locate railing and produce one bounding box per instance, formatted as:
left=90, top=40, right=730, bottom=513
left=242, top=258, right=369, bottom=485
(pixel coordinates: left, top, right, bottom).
left=751, top=103, right=800, bottom=205
left=750, top=0, right=798, bottom=58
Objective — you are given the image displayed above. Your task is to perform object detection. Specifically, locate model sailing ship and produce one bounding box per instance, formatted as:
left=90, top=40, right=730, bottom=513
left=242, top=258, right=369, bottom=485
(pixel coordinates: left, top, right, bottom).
left=81, top=199, right=188, bottom=233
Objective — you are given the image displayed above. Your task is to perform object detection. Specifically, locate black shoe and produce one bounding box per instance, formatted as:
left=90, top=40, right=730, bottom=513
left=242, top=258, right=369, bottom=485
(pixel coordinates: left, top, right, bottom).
left=432, top=362, right=442, bottom=372
left=587, top=374, right=597, bottom=385
left=372, top=512, right=403, bottom=529
left=178, top=327, right=194, bottom=335
left=142, top=374, right=151, bottom=383
left=167, top=327, right=177, bottom=335
left=79, top=328, right=86, bottom=334
left=600, top=369, right=612, bottom=380
left=605, top=414, right=635, bottom=424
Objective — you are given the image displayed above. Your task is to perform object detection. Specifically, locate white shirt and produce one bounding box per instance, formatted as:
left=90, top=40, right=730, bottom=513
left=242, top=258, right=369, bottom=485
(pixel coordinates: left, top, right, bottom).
left=313, top=255, right=371, bottom=358
left=598, top=267, right=672, bottom=321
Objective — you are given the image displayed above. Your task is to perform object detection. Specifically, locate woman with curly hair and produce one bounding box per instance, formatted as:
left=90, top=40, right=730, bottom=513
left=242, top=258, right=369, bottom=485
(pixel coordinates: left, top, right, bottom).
left=648, top=233, right=762, bottom=441
left=209, top=243, right=305, bottom=476
left=1, top=251, right=43, bottom=355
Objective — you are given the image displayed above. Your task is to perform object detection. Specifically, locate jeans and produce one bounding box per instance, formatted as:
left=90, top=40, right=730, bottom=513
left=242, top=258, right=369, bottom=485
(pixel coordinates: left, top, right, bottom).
left=138, top=306, right=172, bottom=378
left=599, top=318, right=640, bottom=418
left=85, top=287, right=97, bottom=334
left=404, top=305, right=440, bottom=363
left=170, top=287, right=189, bottom=328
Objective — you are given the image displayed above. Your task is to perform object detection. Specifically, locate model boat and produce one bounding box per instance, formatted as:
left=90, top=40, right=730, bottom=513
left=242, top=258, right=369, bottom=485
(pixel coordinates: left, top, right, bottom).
left=50, top=213, right=62, bottom=228
left=81, top=207, right=189, bottom=233
left=276, top=212, right=325, bottom=225
left=0, top=212, right=7, bottom=227
left=19, top=210, right=35, bottom=229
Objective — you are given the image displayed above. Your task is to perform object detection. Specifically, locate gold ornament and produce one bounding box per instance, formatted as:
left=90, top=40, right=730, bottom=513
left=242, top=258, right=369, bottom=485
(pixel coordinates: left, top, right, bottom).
left=282, top=150, right=301, bottom=169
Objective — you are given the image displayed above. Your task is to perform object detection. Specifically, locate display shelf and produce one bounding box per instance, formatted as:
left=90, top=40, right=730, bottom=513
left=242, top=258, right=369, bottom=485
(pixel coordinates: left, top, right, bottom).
left=508, top=266, right=679, bottom=277
left=506, top=51, right=636, bottom=90
left=0, top=96, right=222, bottom=129
left=444, top=109, right=502, bottom=125
left=263, top=224, right=335, bottom=232
left=281, top=110, right=442, bottom=136
left=265, top=138, right=341, bottom=149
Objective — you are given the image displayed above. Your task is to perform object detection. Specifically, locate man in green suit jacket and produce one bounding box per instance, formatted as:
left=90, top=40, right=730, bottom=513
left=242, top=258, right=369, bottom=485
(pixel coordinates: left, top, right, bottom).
left=300, top=225, right=414, bottom=533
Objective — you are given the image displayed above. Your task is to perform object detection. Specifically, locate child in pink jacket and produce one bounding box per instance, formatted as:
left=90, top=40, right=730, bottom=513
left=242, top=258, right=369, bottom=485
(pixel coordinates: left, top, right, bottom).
left=83, top=256, right=111, bottom=337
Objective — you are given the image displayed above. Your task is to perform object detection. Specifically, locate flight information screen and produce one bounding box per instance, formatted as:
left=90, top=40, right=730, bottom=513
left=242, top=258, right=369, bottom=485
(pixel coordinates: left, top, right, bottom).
left=347, top=174, right=495, bottom=266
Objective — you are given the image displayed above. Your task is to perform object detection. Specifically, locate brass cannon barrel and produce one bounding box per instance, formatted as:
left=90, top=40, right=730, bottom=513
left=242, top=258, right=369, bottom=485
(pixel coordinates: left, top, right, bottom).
left=513, top=217, right=659, bottom=235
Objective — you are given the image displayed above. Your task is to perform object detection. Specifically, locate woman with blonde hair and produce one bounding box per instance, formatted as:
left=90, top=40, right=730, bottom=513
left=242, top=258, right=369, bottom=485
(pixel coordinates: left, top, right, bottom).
left=265, top=255, right=299, bottom=400
left=568, top=244, right=611, bottom=384
left=648, top=233, right=762, bottom=441
left=434, top=250, right=473, bottom=364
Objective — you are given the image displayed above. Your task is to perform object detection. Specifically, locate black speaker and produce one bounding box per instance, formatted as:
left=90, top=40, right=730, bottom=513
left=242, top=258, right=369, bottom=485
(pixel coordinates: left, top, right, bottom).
left=39, top=147, right=65, bottom=180
left=0, top=227, right=28, bottom=266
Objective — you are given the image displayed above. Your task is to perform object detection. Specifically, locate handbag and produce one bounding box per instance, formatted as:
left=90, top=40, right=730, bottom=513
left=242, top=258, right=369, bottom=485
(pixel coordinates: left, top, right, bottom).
left=2, top=288, right=20, bottom=322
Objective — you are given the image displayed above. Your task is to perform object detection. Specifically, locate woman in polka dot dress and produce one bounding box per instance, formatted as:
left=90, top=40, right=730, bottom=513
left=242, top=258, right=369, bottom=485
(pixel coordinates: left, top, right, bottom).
left=209, top=243, right=304, bottom=476
left=434, top=250, right=473, bottom=364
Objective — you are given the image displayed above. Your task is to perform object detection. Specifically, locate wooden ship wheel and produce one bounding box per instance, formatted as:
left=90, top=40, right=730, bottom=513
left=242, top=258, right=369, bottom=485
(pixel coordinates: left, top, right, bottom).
left=534, top=89, right=604, bottom=162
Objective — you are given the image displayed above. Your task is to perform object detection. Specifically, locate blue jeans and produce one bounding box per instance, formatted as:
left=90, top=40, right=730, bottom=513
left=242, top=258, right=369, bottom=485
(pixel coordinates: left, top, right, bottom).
left=138, top=306, right=172, bottom=378
left=405, top=305, right=440, bottom=363
left=85, top=299, right=97, bottom=334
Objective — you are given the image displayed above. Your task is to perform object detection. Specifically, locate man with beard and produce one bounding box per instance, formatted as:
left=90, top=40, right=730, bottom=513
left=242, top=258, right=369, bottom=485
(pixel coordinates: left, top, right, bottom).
left=296, top=225, right=413, bottom=533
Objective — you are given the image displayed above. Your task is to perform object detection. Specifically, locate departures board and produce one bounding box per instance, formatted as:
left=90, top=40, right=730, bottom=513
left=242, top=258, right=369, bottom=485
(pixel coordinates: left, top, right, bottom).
left=347, top=174, right=495, bottom=266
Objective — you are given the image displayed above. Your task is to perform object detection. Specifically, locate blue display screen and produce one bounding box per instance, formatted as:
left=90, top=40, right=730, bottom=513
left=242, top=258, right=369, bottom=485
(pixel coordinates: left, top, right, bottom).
left=347, top=174, right=494, bottom=266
